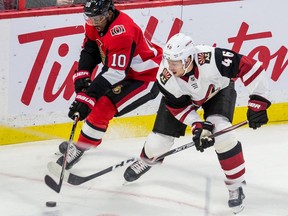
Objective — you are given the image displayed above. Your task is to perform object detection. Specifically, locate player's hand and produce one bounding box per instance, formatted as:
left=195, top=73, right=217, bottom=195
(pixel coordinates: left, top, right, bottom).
left=192, top=121, right=215, bottom=152
left=68, top=92, right=96, bottom=121
left=247, top=95, right=271, bottom=129
left=73, top=70, right=91, bottom=93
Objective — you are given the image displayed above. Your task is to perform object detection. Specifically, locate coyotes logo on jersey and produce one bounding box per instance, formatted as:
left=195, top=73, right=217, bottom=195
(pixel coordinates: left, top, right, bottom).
left=159, top=68, right=172, bottom=85
left=197, top=52, right=212, bottom=65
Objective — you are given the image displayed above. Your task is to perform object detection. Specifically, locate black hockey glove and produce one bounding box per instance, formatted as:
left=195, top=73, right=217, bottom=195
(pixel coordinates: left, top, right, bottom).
left=73, top=70, right=91, bottom=93
left=68, top=92, right=96, bottom=121
left=192, top=121, right=215, bottom=152
left=247, top=95, right=271, bottom=129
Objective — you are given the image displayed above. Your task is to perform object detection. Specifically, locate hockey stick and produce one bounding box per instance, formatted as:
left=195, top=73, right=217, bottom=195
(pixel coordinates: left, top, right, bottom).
left=47, top=157, right=136, bottom=185
left=44, top=113, right=79, bottom=193
left=146, top=120, right=249, bottom=165
left=47, top=120, right=247, bottom=186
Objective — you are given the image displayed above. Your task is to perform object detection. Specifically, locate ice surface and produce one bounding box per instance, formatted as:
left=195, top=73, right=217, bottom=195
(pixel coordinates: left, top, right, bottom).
left=0, top=124, right=288, bottom=216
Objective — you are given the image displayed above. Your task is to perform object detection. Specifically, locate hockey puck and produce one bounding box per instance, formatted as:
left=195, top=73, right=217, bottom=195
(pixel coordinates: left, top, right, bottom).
left=46, top=201, right=57, bottom=207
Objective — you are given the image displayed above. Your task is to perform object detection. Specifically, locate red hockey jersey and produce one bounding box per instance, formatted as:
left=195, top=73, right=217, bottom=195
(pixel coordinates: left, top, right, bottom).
left=84, top=10, right=162, bottom=84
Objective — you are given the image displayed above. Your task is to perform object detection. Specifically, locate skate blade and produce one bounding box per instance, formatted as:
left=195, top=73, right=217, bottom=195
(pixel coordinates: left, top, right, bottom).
left=54, top=151, right=62, bottom=156
left=122, top=180, right=131, bottom=186
left=231, top=204, right=245, bottom=214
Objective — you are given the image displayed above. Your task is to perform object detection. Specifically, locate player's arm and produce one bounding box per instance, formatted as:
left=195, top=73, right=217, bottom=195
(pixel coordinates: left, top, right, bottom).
left=215, top=48, right=271, bottom=129
left=214, top=47, right=269, bottom=97
left=73, top=36, right=102, bottom=93
left=78, top=36, right=102, bottom=72
left=158, top=83, right=213, bottom=152
left=157, top=82, right=201, bottom=126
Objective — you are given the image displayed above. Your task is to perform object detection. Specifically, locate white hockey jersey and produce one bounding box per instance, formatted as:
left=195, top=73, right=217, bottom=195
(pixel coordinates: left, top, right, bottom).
left=157, top=45, right=269, bottom=126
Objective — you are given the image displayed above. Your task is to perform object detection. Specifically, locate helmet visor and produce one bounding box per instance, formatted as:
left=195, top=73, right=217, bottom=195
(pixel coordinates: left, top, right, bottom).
left=83, top=12, right=108, bottom=26
left=163, top=53, right=192, bottom=77
left=163, top=58, right=183, bottom=71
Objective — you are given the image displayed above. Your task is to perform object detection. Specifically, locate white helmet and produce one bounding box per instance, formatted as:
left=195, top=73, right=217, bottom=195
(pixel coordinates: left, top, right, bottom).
left=163, top=33, right=195, bottom=75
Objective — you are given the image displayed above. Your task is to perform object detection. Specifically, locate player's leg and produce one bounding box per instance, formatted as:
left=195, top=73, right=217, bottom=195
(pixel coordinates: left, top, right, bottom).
left=124, top=97, right=187, bottom=182
left=57, top=80, right=159, bottom=169
left=203, top=81, right=245, bottom=214
left=57, top=95, right=117, bottom=169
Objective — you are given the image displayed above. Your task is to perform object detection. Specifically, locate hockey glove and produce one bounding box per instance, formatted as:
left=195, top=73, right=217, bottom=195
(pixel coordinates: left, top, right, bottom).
left=73, top=70, right=91, bottom=93
left=247, top=95, right=271, bottom=129
left=192, top=121, right=215, bottom=152
left=68, top=92, right=96, bottom=121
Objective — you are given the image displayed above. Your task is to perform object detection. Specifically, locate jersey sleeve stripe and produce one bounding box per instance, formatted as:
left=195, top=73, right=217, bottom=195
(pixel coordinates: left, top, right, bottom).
left=102, top=68, right=126, bottom=85
left=167, top=105, right=201, bottom=126
left=242, top=61, right=264, bottom=86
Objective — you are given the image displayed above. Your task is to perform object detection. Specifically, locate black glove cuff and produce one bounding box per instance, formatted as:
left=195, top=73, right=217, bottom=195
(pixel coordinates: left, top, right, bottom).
left=249, top=95, right=271, bottom=108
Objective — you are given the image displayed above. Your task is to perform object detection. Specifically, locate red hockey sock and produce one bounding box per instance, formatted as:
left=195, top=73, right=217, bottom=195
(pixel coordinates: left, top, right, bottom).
left=217, top=142, right=245, bottom=187
left=78, top=96, right=117, bottom=147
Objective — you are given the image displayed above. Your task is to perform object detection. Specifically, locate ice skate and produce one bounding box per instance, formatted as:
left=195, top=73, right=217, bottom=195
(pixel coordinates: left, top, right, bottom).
left=228, top=186, right=245, bottom=214
left=123, top=160, right=151, bottom=182
left=56, top=142, right=85, bottom=170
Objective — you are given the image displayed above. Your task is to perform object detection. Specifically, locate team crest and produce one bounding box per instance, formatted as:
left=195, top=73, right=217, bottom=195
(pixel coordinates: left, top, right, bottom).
left=110, top=25, right=126, bottom=36
left=159, top=68, right=172, bottom=85
left=112, top=85, right=123, bottom=94
left=197, top=52, right=212, bottom=65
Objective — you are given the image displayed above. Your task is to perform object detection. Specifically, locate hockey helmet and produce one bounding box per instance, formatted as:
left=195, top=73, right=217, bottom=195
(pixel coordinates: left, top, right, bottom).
left=163, top=33, right=195, bottom=75
left=84, top=0, right=115, bottom=26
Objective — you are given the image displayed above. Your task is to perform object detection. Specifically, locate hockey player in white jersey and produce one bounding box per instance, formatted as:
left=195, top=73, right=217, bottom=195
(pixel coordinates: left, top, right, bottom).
left=124, top=33, right=271, bottom=214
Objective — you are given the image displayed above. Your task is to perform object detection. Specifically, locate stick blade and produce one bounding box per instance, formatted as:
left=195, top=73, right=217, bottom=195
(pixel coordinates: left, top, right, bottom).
left=47, top=162, right=69, bottom=181
left=44, top=175, right=61, bottom=193
left=67, top=173, right=85, bottom=185
left=47, top=161, right=83, bottom=185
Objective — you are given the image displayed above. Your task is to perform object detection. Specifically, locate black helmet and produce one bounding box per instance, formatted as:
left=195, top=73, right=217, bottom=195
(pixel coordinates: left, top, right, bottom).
left=84, top=0, right=115, bottom=17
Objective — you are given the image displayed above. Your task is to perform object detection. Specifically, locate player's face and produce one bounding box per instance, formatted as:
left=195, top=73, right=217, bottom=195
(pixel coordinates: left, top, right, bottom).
left=84, top=12, right=109, bottom=32
left=167, top=60, right=185, bottom=77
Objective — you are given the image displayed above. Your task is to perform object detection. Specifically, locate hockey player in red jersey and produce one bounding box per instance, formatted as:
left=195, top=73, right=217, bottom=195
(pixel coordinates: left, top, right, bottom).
left=56, top=0, right=162, bottom=169
left=124, top=33, right=271, bottom=214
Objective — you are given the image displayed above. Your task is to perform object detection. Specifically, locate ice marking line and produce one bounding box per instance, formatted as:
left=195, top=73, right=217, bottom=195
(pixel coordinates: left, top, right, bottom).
left=0, top=172, right=44, bottom=183
left=75, top=185, right=221, bottom=215
left=0, top=172, right=212, bottom=214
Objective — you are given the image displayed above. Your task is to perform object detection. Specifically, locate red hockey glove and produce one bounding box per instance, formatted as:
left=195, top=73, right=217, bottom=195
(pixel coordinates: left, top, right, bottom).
left=73, top=70, right=91, bottom=93
left=192, top=121, right=215, bottom=152
left=247, top=95, right=271, bottom=129
left=68, top=92, right=96, bottom=121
